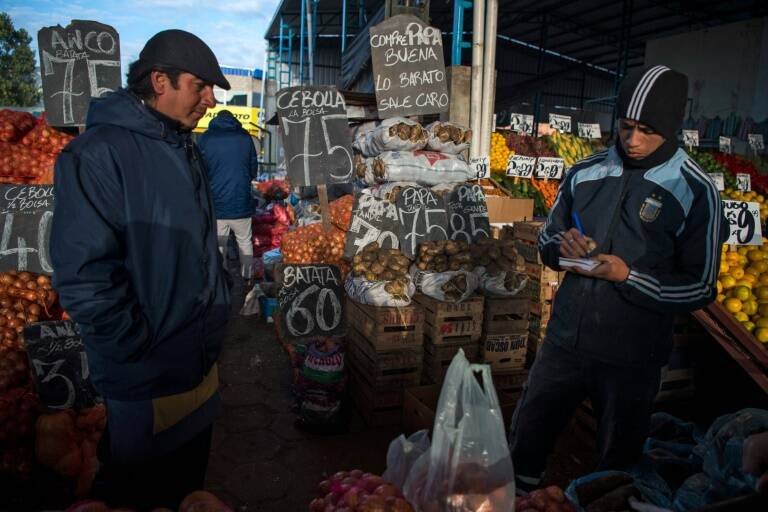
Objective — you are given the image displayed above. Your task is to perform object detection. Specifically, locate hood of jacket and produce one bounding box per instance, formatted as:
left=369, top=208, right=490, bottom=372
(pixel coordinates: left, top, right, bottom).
left=208, top=111, right=243, bottom=131
left=86, top=88, right=185, bottom=144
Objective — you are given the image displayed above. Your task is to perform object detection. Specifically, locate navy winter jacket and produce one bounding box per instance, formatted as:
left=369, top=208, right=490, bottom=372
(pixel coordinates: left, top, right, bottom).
left=198, top=112, right=258, bottom=219
left=50, top=89, right=231, bottom=401
left=538, top=146, right=728, bottom=367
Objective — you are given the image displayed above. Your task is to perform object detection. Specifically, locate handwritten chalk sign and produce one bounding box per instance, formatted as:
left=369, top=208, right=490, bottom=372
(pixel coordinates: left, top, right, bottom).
left=507, top=155, right=536, bottom=178
left=719, top=136, right=732, bottom=154
left=448, top=184, right=491, bottom=243
left=723, top=200, right=762, bottom=246
left=23, top=321, right=99, bottom=411
left=737, top=173, right=751, bottom=192
left=510, top=114, right=534, bottom=136
left=748, top=134, right=765, bottom=152
left=38, top=20, right=121, bottom=127
left=549, top=114, right=572, bottom=133
left=577, top=123, right=601, bottom=139
left=708, top=173, right=725, bottom=192
left=370, top=15, right=449, bottom=118
left=682, top=130, right=699, bottom=148
left=0, top=185, right=54, bottom=274
left=534, top=157, right=565, bottom=179
left=278, top=264, right=346, bottom=340
left=276, top=85, right=353, bottom=186
left=344, top=194, right=400, bottom=258
left=396, top=185, right=449, bottom=259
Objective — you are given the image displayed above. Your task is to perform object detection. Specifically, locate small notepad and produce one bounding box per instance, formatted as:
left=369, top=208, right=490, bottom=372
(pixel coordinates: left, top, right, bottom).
left=559, top=257, right=601, bottom=272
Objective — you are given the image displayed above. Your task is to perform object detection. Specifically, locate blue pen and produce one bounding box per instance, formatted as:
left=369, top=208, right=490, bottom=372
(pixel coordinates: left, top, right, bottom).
left=572, top=212, right=585, bottom=235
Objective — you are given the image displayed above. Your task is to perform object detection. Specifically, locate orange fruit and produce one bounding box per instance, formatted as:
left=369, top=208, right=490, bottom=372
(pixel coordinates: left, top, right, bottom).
left=742, top=321, right=756, bottom=332
left=724, top=297, right=743, bottom=313
left=731, top=267, right=745, bottom=280
left=743, top=300, right=758, bottom=316
left=732, top=286, right=751, bottom=301
left=755, top=328, right=768, bottom=343
left=748, top=250, right=765, bottom=262
left=721, top=275, right=737, bottom=289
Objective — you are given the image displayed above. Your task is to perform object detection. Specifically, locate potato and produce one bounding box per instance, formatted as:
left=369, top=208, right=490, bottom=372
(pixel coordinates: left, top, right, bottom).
left=353, top=263, right=367, bottom=275
left=452, top=252, right=472, bottom=264
left=393, top=255, right=410, bottom=267
left=417, top=261, right=429, bottom=271
left=478, top=255, right=491, bottom=266
left=497, top=256, right=516, bottom=272
left=352, top=254, right=363, bottom=265
left=362, top=252, right=376, bottom=263
left=377, top=253, right=391, bottom=266
left=445, top=240, right=460, bottom=255
left=488, top=247, right=501, bottom=260
left=486, top=261, right=500, bottom=276
left=381, top=270, right=396, bottom=281
left=370, top=262, right=385, bottom=274
left=434, top=255, right=447, bottom=265
left=365, top=271, right=378, bottom=282
left=435, top=263, right=448, bottom=273
left=363, top=241, right=380, bottom=253
left=449, top=260, right=461, bottom=271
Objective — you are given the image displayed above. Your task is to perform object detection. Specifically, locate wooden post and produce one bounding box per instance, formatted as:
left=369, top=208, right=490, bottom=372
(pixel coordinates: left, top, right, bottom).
left=318, top=184, right=332, bottom=232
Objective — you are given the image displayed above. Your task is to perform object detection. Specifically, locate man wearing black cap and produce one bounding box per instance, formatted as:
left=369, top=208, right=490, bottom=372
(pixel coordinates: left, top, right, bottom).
left=508, top=65, right=728, bottom=492
left=51, top=30, right=232, bottom=508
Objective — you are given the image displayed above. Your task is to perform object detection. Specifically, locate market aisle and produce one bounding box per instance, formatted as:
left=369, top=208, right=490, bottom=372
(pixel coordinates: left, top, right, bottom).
left=205, top=280, right=401, bottom=511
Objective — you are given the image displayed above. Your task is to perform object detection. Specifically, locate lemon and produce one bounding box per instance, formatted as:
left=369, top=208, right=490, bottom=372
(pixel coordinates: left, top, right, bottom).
left=743, top=300, right=758, bottom=316
left=739, top=276, right=756, bottom=287
left=724, top=297, right=743, bottom=313
left=721, top=275, right=737, bottom=289
left=742, top=321, right=756, bottom=332
left=717, top=281, right=723, bottom=294
left=731, top=267, right=745, bottom=280
left=755, top=261, right=768, bottom=273
left=738, top=247, right=749, bottom=256
left=748, top=250, right=765, bottom=262
left=735, top=311, right=749, bottom=322
left=755, top=286, right=768, bottom=300
left=745, top=266, right=761, bottom=277
left=720, top=261, right=730, bottom=273
left=726, top=252, right=740, bottom=264
left=756, top=318, right=768, bottom=328
left=732, top=286, right=751, bottom=301
left=755, top=328, right=768, bottom=343
left=717, top=293, right=726, bottom=303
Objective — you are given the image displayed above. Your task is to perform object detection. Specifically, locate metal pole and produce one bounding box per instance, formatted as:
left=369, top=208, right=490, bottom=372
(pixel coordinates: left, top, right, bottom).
left=533, top=14, right=547, bottom=137
left=451, top=0, right=468, bottom=66
left=306, top=0, right=314, bottom=85
left=480, top=0, right=498, bottom=158
left=341, top=0, right=348, bottom=53
left=470, top=0, right=485, bottom=159
left=299, top=0, right=306, bottom=84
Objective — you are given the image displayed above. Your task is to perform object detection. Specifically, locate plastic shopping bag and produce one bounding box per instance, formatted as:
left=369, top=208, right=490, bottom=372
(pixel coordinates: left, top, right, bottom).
left=403, top=350, right=515, bottom=511
left=383, top=430, right=431, bottom=491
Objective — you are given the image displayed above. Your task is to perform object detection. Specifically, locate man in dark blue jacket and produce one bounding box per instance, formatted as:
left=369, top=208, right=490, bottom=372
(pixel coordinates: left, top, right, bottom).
left=50, top=30, right=231, bottom=509
left=509, top=65, right=729, bottom=492
left=199, top=110, right=259, bottom=280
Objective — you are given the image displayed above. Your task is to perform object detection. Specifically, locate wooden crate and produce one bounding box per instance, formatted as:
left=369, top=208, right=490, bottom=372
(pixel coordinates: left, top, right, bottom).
left=523, top=278, right=559, bottom=302
left=348, top=368, right=404, bottom=427
left=530, top=300, right=553, bottom=320
left=513, top=221, right=545, bottom=243
left=483, top=297, right=530, bottom=335
left=528, top=313, right=549, bottom=340
left=514, top=240, right=542, bottom=265
left=346, top=328, right=422, bottom=390
left=422, top=340, right=481, bottom=383
left=482, top=333, right=528, bottom=371
left=491, top=368, right=529, bottom=394
left=345, top=298, right=424, bottom=351
left=413, top=294, right=484, bottom=344
left=656, top=367, right=695, bottom=403
left=525, top=262, right=563, bottom=285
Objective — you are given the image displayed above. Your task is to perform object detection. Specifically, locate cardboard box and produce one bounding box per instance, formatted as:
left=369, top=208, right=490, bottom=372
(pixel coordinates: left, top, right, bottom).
left=485, top=196, right=534, bottom=224
left=403, top=384, right=521, bottom=434
left=482, top=333, right=528, bottom=371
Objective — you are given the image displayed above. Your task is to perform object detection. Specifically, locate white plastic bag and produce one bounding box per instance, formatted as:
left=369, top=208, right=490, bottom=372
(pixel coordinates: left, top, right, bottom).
left=344, top=272, right=416, bottom=307
left=425, top=121, right=471, bottom=155
left=383, top=430, right=431, bottom=491
left=239, top=283, right=264, bottom=316
left=474, top=268, right=529, bottom=298
left=352, top=117, right=428, bottom=157
left=410, top=266, right=479, bottom=303
left=359, top=150, right=474, bottom=186
left=403, top=350, right=516, bottom=511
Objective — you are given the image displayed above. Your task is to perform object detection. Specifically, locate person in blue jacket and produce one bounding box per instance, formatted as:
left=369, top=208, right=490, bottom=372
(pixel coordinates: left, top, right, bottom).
left=509, top=65, right=729, bottom=493
left=50, top=30, right=231, bottom=509
left=198, top=109, right=259, bottom=280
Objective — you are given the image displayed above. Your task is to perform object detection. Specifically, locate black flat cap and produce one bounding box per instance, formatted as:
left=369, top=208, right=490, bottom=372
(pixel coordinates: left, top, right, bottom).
left=139, top=29, right=230, bottom=90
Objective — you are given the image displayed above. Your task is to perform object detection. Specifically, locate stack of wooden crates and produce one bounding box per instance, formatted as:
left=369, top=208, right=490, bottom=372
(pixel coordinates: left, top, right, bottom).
left=345, top=299, right=424, bottom=426
left=511, top=221, right=565, bottom=362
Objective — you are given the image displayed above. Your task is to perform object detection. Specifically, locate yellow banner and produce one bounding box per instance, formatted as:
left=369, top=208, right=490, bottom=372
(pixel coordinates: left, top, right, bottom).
left=194, top=105, right=261, bottom=135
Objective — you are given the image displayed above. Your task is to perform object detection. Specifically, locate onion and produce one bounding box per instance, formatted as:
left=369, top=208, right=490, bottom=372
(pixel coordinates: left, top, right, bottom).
left=0, top=274, right=13, bottom=285
left=27, top=304, right=40, bottom=316
left=17, top=272, right=31, bottom=282
left=36, top=275, right=49, bottom=286
left=25, top=281, right=37, bottom=290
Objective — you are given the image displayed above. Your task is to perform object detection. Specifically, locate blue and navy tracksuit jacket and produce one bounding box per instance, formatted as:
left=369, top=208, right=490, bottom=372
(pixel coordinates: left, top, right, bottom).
left=538, top=146, right=729, bottom=367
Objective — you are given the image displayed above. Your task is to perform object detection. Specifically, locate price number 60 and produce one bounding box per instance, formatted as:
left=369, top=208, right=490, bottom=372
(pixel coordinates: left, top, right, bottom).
left=285, top=284, right=342, bottom=336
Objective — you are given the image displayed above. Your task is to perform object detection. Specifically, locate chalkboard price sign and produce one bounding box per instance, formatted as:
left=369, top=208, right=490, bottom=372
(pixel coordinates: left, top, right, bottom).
left=447, top=184, right=491, bottom=243
left=276, top=85, right=353, bottom=186
left=38, top=20, right=121, bottom=127
left=396, top=186, right=449, bottom=259
left=344, top=194, right=401, bottom=258
left=370, top=15, right=449, bottom=118
left=23, top=321, right=98, bottom=411
left=278, top=265, right=346, bottom=340
left=0, top=185, right=54, bottom=274
left=722, top=200, right=762, bottom=246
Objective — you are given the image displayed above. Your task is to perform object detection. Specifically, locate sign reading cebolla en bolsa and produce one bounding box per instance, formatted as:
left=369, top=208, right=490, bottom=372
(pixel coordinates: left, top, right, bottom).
left=370, top=15, right=449, bottom=118
left=0, top=185, right=55, bottom=274
left=276, top=85, right=354, bottom=186
left=38, top=20, right=121, bottom=127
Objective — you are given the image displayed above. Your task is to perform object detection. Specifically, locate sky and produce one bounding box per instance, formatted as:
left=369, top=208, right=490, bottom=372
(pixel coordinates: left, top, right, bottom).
left=3, top=0, right=281, bottom=74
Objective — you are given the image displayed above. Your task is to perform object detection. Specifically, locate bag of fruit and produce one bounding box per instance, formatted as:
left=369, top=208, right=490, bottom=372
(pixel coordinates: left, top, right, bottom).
left=352, top=118, right=428, bottom=157
left=403, top=350, right=515, bottom=511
